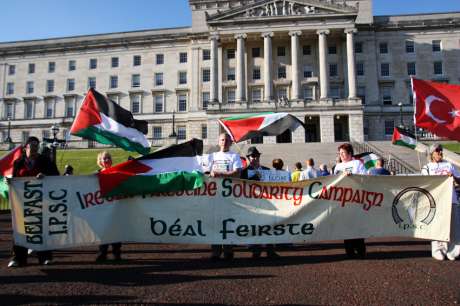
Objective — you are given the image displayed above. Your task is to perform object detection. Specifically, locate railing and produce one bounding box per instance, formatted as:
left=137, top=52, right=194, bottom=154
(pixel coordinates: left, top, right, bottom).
left=352, top=142, right=417, bottom=174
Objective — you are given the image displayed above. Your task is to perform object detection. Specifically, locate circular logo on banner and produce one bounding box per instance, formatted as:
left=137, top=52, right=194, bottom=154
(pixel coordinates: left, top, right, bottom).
left=392, top=187, right=436, bottom=230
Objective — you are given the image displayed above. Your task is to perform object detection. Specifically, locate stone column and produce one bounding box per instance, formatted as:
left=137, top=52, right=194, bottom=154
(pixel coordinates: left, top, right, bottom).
left=235, top=33, right=247, bottom=102
left=289, top=31, right=302, bottom=100
left=349, top=112, right=364, bottom=142
left=317, top=29, right=330, bottom=99
left=262, top=32, right=274, bottom=101
left=210, top=34, right=219, bottom=103
left=345, top=28, right=357, bottom=99
left=320, top=114, right=335, bottom=143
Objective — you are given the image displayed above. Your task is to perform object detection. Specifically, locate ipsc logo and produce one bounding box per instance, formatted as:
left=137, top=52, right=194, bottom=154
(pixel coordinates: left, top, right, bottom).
left=392, top=187, right=436, bottom=230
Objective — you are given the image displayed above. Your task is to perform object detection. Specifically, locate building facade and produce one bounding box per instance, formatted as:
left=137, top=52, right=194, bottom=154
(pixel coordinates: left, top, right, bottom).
left=1, top=0, right=459, bottom=148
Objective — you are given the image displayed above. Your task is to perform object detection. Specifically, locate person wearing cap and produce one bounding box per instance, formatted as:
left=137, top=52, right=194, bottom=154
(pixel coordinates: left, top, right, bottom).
left=207, top=133, right=243, bottom=261
left=421, top=143, right=460, bottom=261
left=241, top=146, right=280, bottom=259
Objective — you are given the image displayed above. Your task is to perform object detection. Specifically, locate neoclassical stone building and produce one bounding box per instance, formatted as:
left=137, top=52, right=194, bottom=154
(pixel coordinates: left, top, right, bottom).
left=0, top=0, right=459, bottom=147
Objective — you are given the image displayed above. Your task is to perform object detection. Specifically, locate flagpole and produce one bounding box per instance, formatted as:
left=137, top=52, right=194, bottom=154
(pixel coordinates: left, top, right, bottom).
left=411, top=77, right=423, bottom=172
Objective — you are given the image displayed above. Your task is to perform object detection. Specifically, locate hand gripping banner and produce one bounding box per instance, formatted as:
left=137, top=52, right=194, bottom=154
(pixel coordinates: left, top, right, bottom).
left=9, top=174, right=454, bottom=251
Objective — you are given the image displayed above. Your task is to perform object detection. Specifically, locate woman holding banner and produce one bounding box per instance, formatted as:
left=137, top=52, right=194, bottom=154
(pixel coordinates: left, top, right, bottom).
left=421, top=143, right=460, bottom=261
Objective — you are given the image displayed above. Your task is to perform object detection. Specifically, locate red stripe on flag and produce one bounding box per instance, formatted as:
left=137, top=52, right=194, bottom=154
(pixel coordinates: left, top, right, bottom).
left=221, top=117, right=265, bottom=142
left=0, top=145, right=23, bottom=177
left=98, top=160, right=152, bottom=196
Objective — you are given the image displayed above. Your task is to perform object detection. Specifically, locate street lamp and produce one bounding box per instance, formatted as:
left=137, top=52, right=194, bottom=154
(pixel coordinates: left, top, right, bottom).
left=43, top=124, right=66, bottom=163
left=5, top=116, right=13, bottom=149
left=168, top=110, right=178, bottom=144
left=398, top=102, right=404, bottom=128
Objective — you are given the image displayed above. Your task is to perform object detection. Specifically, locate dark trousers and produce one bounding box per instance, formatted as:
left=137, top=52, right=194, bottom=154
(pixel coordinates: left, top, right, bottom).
left=211, top=244, right=233, bottom=257
left=250, top=244, right=277, bottom=256
left=344, top=239, right=366, bottom=258
left=98, top=243, right=122, bottom=257
left=12, top=244, right=52, bottom=265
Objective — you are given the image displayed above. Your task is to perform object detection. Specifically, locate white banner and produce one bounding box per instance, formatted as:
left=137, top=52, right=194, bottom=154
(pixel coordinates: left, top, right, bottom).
left=9, top=174, right=454, bottom=251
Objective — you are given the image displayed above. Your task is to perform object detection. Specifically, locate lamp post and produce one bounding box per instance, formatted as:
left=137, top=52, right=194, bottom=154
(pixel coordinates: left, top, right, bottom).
left=169, top=110, right=178, bottom=144
left=398, top=102, right=404, bottom=128
left=43, top=124, right=66, bottom=163
left=5, top=116, right=13, bottom=149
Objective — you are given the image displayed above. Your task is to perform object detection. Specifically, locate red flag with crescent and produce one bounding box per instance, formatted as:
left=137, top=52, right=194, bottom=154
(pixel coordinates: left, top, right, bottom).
left=412, top=78, right=460, bottom=141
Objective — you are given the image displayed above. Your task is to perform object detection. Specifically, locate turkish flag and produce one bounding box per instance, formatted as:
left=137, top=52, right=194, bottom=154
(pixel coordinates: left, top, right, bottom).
left=412, top=78, right=460, bottom=141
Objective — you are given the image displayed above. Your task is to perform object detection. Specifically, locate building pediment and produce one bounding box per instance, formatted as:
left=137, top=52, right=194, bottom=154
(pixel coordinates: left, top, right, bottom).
left=207, top=0, right=358, bottom=24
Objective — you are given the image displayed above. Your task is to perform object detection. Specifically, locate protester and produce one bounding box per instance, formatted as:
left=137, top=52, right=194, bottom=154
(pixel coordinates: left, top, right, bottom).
left=291, top=162, right=303, bottom=182
left=318, top=164, right=330, bottom=176
left=95, top=151, right=123, bottom=262
left=333, top=143, right=366, bottom=259
left=300, top=158, right=319, bottom=180
left=241, top=146, right=280, bottom=259
left=368, top=158, right=390, bottom=175
left=421, top=143, right=460, bottom=261
left=331, top=156, right=341, bottom=174
left=207, top=133, right=242, bottom=261
left=8, top=136, right=59, bottom=268
left=272, top=158, right=284, bottom=171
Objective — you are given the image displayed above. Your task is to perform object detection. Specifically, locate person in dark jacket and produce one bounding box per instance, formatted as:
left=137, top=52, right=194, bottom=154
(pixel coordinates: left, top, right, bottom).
left=8, top=136, right=59, bottom=268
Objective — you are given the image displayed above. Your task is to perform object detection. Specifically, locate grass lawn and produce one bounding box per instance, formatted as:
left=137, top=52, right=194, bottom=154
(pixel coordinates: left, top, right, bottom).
left=441, top=142, right=460, bottom=153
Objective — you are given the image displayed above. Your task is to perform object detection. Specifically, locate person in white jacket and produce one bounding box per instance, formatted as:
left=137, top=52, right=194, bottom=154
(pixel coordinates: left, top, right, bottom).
left=421, top=143, right=460, bottom=261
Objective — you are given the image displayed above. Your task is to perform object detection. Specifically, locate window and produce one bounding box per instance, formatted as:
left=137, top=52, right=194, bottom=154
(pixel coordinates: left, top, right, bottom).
left=303, top=45, right=311, bottom=55
left=303, top=86, right=313, bottom=100
left=47, top=80, right=54, bottom=93
left=28, top=63, right=35, bottom=74
left=252, top=47, right=260, bottom=58
left=66, top=79, right=75, bottom=91
left=227, top=89, right=235, bottom=103
left=356, top=62, right=364, bottom=76
left=278, top=66, right=286, bottom=79
left=42, top=130, right=50, bottom=139
left=277, top=46, right=286, bottom=57
left=385, top=120, right=394, bottom=136
left=177, top=126, right=186, bottom=140
left=107, top=94, right=119, bottom=104
left=111, top=57, right=119, bottom=68
left=330, top=86, right=340, bottom=98
left=252, top=88, right=262, bottom=102
left=303, top=65, right=312, bottom=78
left=154, top=94, right=164, bottom=113
left=329, top=63, right=338, bottom=77
left=202, top=92, right=210, bottom=109
left=355, top=42, right=363, bottom=53
left=48, top=62, right=55, bottom=73
left=434, top=61, right=443, bottom=75
left=202, top=68, right=210, bottom=82
left=178, top=94, right=187, bottom=111
left=155, top=73, right=163, bottom=86
left=133, top=55, right=141, bottom=66
left=26, top=81, right=34, bottom=94
left=156, top=54, right=164, bottom=65
left=8, top=65, right=15, bottom=75
left=432, top=40, right=441, bottom=52
left=382, top=86, right=392, bottom=105
left=6, top=82, right=14, bottom=95
left=227, top=67, right=235, bottom=81
left=179, top=52, right=188, bottom=63
left=5, top=103, right=14, bottom=119
left=201, top=124, right=207, bottom=139
left=357, top=86, right=366, bottom=105
left=110, top=76, right=118, bottom=89
left=65, top=96, right=74, bottom=117
left=89, top=58, right=97, bottom=69
left=380, top=63, right=390, bottom=77
left=68, top=60, right=76, bottom=71
left=45, top=100, right=53, bottom=118
left=24, top=100, right=33, bottom=119
left=203, top=49, right=210, bottom=60
left=277, top=87, right=287, bottom=100
left=132, top=74, right=140, bottom=88
left=153, top=127, right=162, bottom=140
left=131, top=95, right=141, bottom=114
left=407, top=62, right=416, bottom=76
left=88, top=77, right=96, bottom=89
left=328, top=45, right=337, bottom=54
left=227, top=49, right=235, bottom=59
left=405, top=40, right=415, bottom=53
left=252, top=66, right=261, bottom=80
left=179, top=71, right=187, bottom=85
left=379, top=42, right=388, bottom=54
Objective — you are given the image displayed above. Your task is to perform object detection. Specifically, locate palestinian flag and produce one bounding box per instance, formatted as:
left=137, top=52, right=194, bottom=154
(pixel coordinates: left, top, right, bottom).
left=355, top=152, right=380, bottom=170
left=0, top=145, right=23, bottom=200
left=70, top=88, right=151, bottom=155
left=392, top=127, right=417, bottom=149
left=98, top=138, right=205, bottom=197
left=218, top=112, right=304, bottom=142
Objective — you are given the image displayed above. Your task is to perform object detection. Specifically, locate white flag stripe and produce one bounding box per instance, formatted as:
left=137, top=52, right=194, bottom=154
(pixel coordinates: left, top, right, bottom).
left=139, top=156, right=203, bottom=175
left=96, top=113, right=151, bottom=148
left=259, top=113, right=289, bottom=130
left=400, top=133, right=417, bottom=146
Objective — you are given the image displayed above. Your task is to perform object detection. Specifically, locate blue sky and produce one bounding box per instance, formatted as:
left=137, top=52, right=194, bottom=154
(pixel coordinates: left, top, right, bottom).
left=1, top=0, right=459, bottom=43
